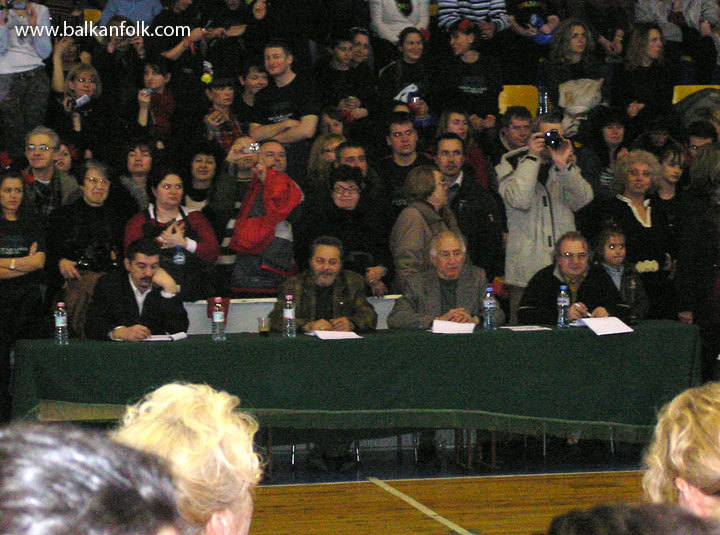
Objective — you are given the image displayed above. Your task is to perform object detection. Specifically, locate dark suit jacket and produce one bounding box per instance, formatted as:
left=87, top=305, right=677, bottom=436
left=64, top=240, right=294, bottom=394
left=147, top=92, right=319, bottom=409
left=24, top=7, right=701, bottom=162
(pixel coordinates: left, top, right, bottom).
left=84, top=269, right=189, bottom=340
left=448, top=170, right=506, bottom=280
left=387, top=264, right=503, bottom=329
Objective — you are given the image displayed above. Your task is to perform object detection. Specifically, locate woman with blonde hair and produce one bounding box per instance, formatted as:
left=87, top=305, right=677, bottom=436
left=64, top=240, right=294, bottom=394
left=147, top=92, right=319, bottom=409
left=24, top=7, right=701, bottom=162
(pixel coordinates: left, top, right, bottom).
left=114, top=382, right=263, bottom=535
left=305, top=133, right=346, bottom=201
left=643, top=382, right=720, bottom=519
left=600, top=149, right=674, bottom=318
left=46, top=62, right=115, bottom=161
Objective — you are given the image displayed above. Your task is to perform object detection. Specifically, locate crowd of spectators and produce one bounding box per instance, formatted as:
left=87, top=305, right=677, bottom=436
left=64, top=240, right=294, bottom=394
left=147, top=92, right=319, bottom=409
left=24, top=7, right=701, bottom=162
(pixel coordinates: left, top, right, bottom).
left=6, top=0, right=720, bottom=416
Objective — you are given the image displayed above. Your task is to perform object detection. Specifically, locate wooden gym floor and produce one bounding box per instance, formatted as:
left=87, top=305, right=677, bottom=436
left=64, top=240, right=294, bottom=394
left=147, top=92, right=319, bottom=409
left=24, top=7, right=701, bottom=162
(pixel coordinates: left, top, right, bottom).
left=252, top=470, right=643, bottom=534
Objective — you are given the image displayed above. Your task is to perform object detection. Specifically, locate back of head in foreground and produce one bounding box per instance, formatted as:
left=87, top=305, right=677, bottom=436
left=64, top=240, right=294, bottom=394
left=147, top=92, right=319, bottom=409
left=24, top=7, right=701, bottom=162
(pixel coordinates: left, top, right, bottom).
left=643, top=382, right=720, bottom=519
left=0, top=423, right=180, bottom=535
left=113, top=383, right=263, bottom=535
left=547, top=503, right=720, bottom=535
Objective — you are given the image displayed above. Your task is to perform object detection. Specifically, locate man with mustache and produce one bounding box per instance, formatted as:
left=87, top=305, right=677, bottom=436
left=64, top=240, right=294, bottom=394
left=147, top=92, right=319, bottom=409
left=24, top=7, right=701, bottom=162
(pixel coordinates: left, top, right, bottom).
left=268, top=235, right=377, bottom=333
left=85, top=237, right=188, bottom=340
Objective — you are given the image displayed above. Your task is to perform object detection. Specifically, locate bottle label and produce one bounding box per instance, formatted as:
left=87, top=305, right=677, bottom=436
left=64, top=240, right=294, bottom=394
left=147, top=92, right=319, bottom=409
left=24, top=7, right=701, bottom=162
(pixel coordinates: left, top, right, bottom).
left=483, top=298, right=496, bottom=309
left=283, top=308, right=295, bottom=320
left=557, top=297, right=570, bottom=306
left=55, top=316, right=67, bottom=328
left=212, top=311, right=224, bottom=323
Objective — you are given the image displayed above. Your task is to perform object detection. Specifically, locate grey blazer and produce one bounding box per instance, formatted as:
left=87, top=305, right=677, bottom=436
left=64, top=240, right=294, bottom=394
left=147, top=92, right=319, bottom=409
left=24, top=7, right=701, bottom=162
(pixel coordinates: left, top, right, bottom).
left=387, top=264, right=504, bottom=329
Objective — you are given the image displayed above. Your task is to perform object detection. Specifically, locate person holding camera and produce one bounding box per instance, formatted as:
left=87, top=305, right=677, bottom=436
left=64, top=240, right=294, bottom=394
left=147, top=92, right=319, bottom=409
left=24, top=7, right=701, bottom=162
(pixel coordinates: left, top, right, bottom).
left=496, top=110, right=593, bottom=323
left=47, top=160, right=126, bottom=337
left=0, top=0, right=52, bottom=162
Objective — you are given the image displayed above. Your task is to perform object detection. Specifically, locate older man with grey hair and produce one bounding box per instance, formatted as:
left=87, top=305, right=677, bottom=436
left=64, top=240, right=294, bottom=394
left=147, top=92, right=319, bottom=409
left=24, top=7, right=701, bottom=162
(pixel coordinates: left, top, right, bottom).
left=387, top=230, right=503, bottom=329
left=23, top=126, right=79, bottom=224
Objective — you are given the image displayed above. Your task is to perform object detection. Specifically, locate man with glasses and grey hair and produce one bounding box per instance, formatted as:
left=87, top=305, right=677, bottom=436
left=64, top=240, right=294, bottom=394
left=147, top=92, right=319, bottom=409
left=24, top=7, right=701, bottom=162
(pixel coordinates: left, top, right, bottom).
left=23, top=126, right=78, bottom=224
left=388, top=230, right=502, bottom=329
left=518, top=231, right=608, bottom=325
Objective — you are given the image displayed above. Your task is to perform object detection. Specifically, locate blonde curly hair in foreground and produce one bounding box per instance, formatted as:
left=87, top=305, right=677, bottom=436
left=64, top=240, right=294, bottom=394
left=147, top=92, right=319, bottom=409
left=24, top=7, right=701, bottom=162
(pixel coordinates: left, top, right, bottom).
left=643, top=382, right=720, bottom=509
left=113, top=383, right=263, bottom=534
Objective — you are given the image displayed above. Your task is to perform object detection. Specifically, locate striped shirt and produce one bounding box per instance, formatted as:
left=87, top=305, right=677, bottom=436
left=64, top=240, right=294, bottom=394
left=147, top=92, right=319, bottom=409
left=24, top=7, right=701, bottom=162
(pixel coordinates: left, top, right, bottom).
left=437, top=0, right=510, bottom=31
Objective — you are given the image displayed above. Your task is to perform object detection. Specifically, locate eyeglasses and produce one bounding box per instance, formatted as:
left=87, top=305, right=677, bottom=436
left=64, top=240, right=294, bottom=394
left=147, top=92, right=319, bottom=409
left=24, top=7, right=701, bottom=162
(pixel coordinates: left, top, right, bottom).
left=560, top=252, right=589, bottom=260
left=26, top=144, right=52, bottom=152
left=333, top=186, right=360, bottom=195
left=86, top=176, right=109, bottom=185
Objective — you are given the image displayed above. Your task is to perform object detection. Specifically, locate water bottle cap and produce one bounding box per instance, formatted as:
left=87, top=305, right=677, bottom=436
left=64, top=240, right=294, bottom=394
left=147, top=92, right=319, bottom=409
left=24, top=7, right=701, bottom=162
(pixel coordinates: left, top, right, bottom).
left=213, top=297, right=222, bottom=303
left=176, top=245, right=182, bottom=250
left=285, top=294, right=293, bottom=300
left=485, top=287, right=492, bottom=292
left=57, top=302, right=65, bottom=307
left=560, top=285, right=568, bottom=290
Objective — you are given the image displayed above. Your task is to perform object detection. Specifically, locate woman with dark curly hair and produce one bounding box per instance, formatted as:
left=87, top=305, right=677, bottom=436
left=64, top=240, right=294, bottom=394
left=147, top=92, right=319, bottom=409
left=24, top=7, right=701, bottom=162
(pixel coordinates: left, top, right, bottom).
left=543, top=18, right=605, bottom=112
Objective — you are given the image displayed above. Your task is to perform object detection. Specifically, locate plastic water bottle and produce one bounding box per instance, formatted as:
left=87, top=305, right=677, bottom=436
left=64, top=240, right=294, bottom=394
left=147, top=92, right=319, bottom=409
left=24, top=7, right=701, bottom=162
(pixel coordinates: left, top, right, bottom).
left=173, top=245, right=186, bottom=265
left=283, top=294, right=296, bottom=338
left=211, top=297, right=226, bottom=342
left=54, top=302, right=69, bottom=345
left=537, top=87, right=550, bottom=115
left=557, top=285, right=570, bottom=328
left=483, top=287, right=497, bottom=331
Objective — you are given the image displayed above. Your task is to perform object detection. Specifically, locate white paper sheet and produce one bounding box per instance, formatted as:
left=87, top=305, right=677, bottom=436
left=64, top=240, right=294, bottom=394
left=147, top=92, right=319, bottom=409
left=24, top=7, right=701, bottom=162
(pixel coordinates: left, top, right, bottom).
left=313, top=330, right=363, bottom=340
left=141, top=332, right=188, bottom=342
left=431, top=320, right=475, bottom=334
left=500, top=325, right=553, bottom=331
left=577, top=317, right=633, bottom=335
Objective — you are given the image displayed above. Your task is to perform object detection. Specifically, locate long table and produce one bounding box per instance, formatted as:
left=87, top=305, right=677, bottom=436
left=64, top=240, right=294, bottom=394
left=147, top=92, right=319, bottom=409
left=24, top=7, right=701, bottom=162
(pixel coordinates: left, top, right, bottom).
left=12, top=321, right=701, bottom=442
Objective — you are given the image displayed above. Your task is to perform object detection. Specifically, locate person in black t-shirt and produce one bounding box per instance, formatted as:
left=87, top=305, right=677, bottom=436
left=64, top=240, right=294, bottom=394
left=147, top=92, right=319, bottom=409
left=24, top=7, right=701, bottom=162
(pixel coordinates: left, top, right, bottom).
left=249, top=40, right=319, bottom=184
left=376, top=112, right=434, bottom=218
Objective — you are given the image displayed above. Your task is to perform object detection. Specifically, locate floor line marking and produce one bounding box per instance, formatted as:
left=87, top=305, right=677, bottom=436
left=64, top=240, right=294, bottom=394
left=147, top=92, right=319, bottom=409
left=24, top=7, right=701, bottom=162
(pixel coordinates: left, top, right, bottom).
left=367, top=477, right=476, bottom=535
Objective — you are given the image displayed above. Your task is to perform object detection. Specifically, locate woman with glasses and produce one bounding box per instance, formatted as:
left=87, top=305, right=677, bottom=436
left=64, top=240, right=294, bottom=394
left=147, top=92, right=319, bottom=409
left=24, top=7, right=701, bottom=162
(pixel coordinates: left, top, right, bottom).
left=124, top=166, right=219, bottom=301
left=600, top=149, right=674, bottom=319
left=0, top=170, right=45, bottom=421
left=295, top=165, right=392, bottom=296
left=46, top=63, right=115, bottom=162
left=46, top=160, right=125, bottom=336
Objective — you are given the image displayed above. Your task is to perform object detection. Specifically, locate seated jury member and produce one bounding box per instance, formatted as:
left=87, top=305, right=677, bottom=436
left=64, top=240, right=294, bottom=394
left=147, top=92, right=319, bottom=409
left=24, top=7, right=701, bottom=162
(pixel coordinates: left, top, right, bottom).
left=269, top=235, right=378, bottom=333
left=388, top=231, right=505, bottom=329
left=0, top=424, right=181, bottom=535
left=114, top=383, right=263, bottom=535
left=518, top=232, right=608, bottom=325
left=84, top=237, right=189, bottom=340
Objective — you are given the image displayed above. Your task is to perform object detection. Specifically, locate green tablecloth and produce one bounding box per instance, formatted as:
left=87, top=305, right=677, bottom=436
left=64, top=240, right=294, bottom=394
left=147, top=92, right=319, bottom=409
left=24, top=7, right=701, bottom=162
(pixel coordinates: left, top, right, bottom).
left=12, top=321, right=700, bottom=442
